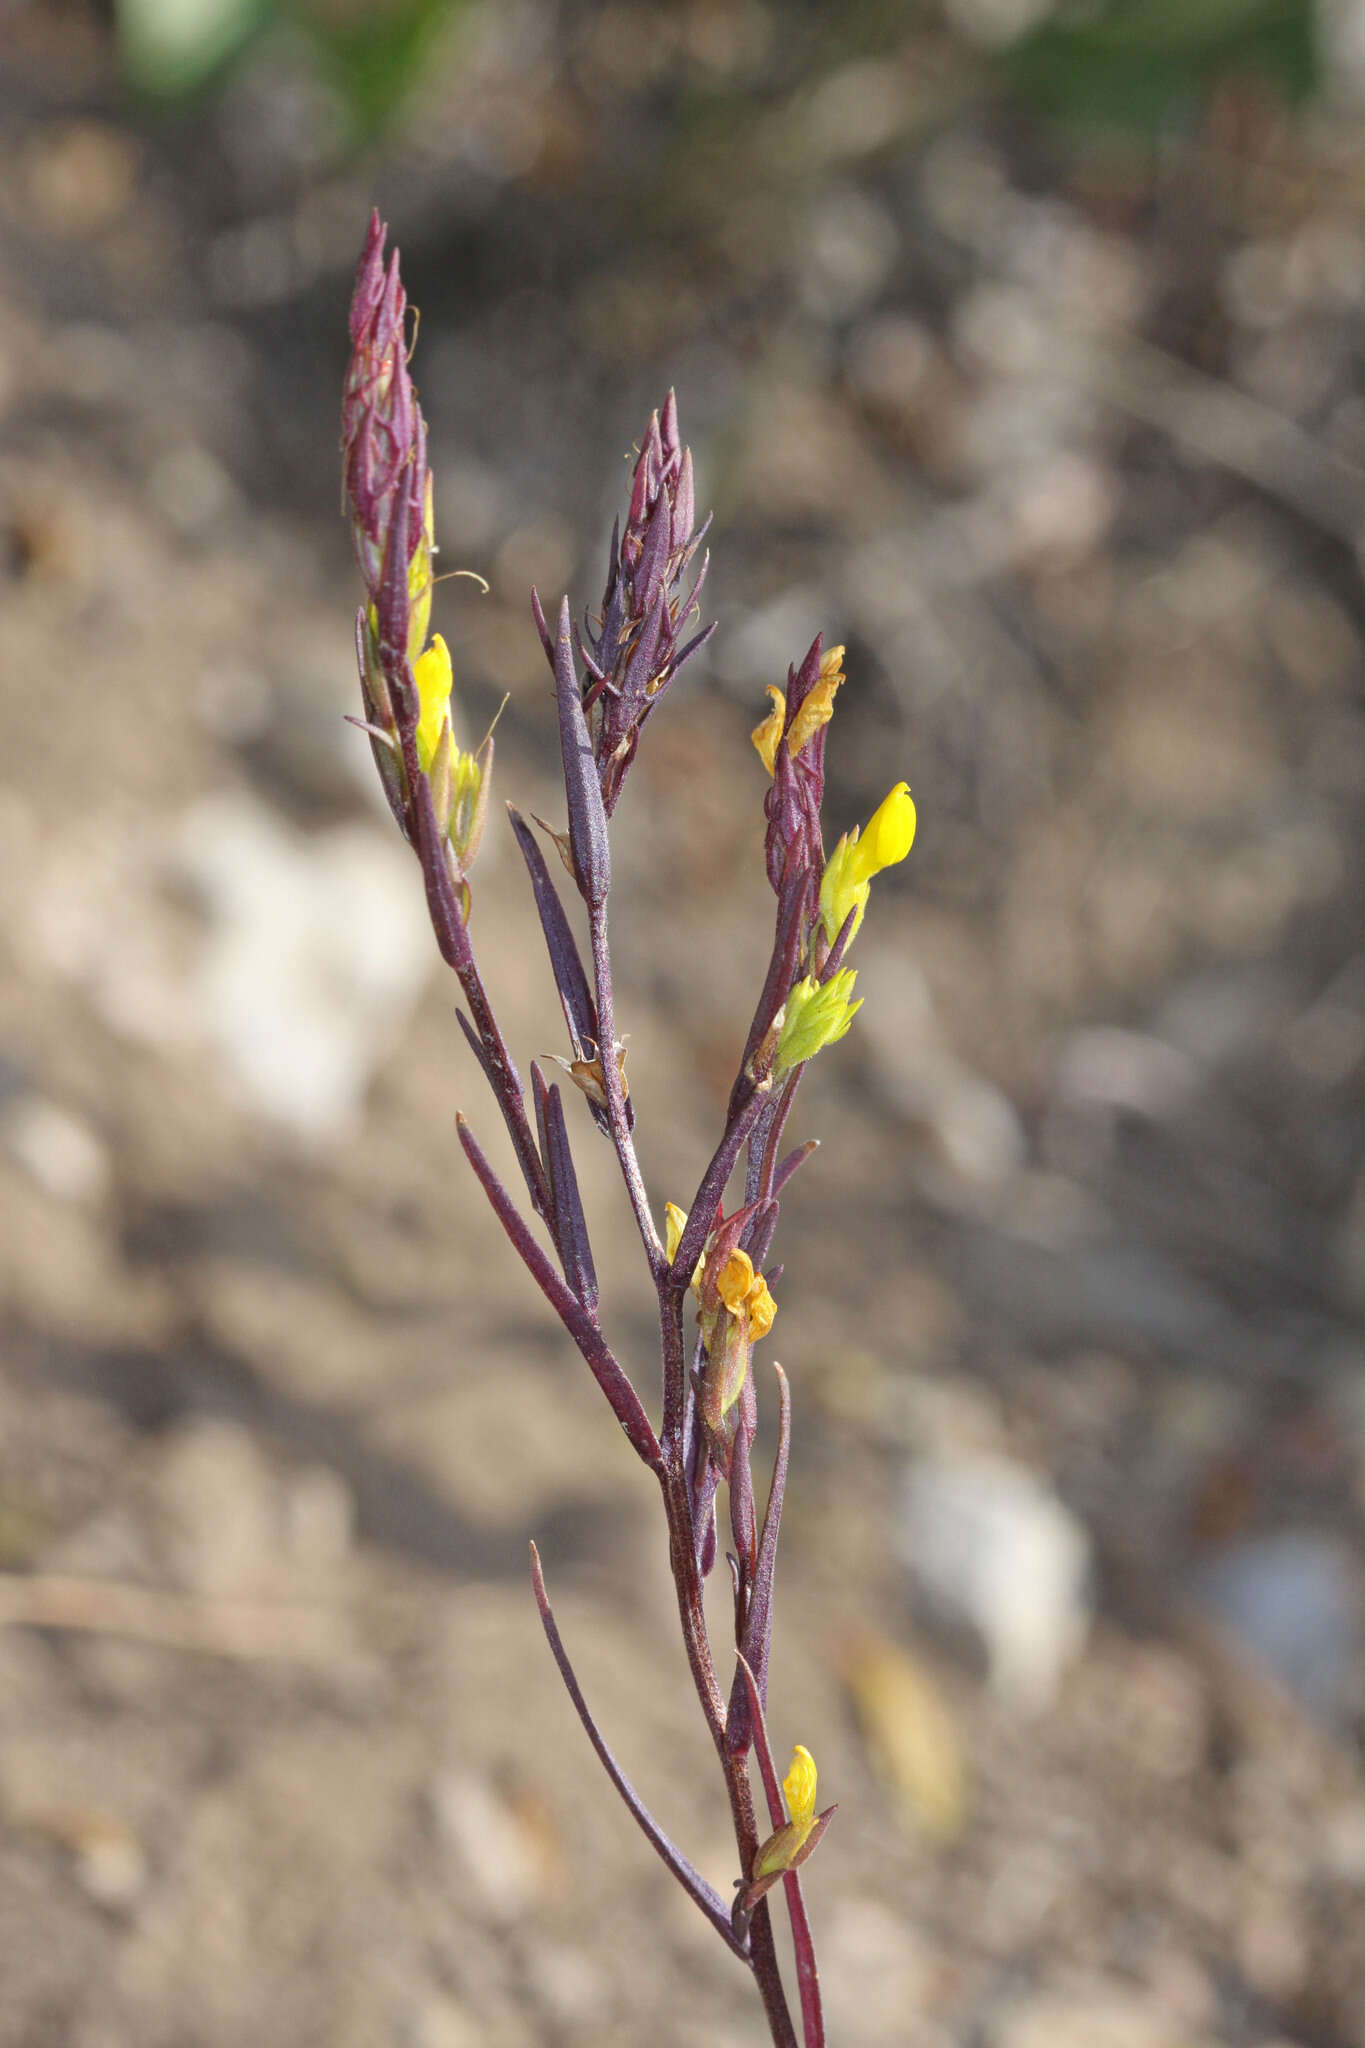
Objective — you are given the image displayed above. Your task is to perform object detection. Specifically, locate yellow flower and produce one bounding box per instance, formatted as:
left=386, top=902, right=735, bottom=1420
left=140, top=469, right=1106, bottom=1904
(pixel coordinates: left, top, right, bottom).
left=413, top=634, right=493, bottom=865
left=787, top=646, right=844, bottom=760
left=750, top=646, right=846, bottom=778
left=414, top=633, right=453, bottom=773
left=751, top=685, right=785, bottom=776
left=774, top=970, right=861, bottom=1072
left=856, top=779, right=917, bottom=873
left=716, top=1248, right=778, bottom=1343
left=717, top=1247, right=756, bottom=1318
left=819, top=781, right=916, bottom=948
left=750, top=1744, right=825, bottom=1879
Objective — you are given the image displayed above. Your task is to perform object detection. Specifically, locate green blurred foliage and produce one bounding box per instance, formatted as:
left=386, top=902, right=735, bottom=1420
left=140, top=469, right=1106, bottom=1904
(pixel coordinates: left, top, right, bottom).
left=1002, top=0, right=1318, bottom=131
left=113, top=0, right=467, bottom=136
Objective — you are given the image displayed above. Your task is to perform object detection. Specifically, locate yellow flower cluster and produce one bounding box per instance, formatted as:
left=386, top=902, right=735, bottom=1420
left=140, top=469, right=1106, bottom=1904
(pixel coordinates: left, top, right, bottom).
left=751, top=647, right=916, bottom=1073
left=665, top=1203, right=778, bottom=1432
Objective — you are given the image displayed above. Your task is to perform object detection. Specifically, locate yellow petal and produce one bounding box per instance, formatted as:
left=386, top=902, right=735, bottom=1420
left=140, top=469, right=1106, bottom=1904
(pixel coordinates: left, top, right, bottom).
left=717, top=1248, right=756, bottom=1319
left=751, top=686, right=786, bottom=778
left=745, top=1275, right=777, bottom=1343
left=786, top=661, right=843, bottom=760
left=414, top=634, right=454, bottom=772
left=664, top=1203, right=689, bottom=1266
left=783, top=1744, right=818, bottom=1828
left=848, top=782, right=916, bottom=886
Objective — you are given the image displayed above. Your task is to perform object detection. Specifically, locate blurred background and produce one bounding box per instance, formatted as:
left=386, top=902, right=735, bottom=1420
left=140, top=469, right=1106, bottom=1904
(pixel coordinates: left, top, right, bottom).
left=3, top=0, right=1365, bottom=2041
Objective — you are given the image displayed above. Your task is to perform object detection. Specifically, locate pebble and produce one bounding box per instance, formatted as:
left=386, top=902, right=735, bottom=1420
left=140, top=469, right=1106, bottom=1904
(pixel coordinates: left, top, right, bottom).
left=1186, top=1530, right=1363, bottom=1731
left=898, top=1451, right=1093, bottom=1712
left=1053, top=1025, right=1200, bottom=1125
left=798, top=185, right=900, bottom=318
left=431, top=1771, right=546, bottom=1923
left=153, top=1417, right=279, bottom=1599
left=1, top=1093, right=111, bottom=1206
left=147, top=444, right=236, bottom=534
left=283, top=1463, right=356, bottom=1573
left=845, top=313, right=936, bottom=419
left=942, top=0, right=1059, bottom=47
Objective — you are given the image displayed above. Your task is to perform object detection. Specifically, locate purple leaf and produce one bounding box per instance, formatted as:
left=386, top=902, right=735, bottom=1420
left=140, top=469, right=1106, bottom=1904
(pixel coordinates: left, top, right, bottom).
left=457, top=1116, right=659, bottom=1468
left=543, top=1079, right=599, bottom=1314
left=553, top=597, right=611, bottom=909
left=507, top=807, right=599, bottom=1063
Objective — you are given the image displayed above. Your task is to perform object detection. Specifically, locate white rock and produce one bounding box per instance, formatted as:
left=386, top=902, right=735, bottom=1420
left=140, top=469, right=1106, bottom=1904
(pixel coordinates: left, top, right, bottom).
left=431, top=1771, right=543, bottom=1923
left=1, top=1093, right=111, bottom=1206
left=153, top=1417, right=279, bottom=1598
left=177, top=790, right=432, bottom=1140
left=799, top=185, right=900, bottom=319
left=942, top=0, right=1059, bottom=51
left=1053, top=1027, right=1201, bottom=1123
left=898, top=1452, right=1092, bottom=1712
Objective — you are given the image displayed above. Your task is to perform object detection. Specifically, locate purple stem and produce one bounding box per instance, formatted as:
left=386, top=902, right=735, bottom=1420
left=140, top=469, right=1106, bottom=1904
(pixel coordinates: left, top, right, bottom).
left=733, top=1654, right=826, bottom=2048
left=730, top=1361, right=790, bottom=1751
left=587, top=900, right=664, bottom=1276
left=670, top=1083, right=772, bottom=1295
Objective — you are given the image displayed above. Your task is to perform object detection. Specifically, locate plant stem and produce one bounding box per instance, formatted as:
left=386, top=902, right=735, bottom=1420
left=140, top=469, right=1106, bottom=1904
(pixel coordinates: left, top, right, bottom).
left=589, top=900, right=664, bottom=1276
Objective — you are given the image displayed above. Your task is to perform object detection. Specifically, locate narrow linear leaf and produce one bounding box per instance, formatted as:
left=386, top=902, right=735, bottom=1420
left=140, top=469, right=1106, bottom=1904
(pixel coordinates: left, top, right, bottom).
left=553, top=596, right=611, bottom=908
left=457, top=1115, right=658, bottom=1469
left=507, top=806, right=599, bottom=1063
left=529, top=1543, right=747, bottom=1958
left=543, top=1080, right=599, bottom=1313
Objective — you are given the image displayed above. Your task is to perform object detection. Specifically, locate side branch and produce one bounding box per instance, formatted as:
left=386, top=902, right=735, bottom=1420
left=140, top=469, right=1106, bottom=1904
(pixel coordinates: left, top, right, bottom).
left=457, top=1115, right=661, bottom=1471
left=529, top=1544, right=748, bottom=1960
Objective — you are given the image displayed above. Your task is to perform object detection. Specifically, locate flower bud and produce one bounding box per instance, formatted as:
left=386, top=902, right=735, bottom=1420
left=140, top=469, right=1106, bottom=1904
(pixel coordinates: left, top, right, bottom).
left=734, top=1744, right=836, bottom=1927
left=773, top=971, right=861, bottom=1072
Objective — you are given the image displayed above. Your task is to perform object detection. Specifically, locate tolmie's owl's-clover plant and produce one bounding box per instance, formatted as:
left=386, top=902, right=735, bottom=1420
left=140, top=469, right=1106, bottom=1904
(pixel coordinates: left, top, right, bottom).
left=342, top=212, right=914, bottom=2047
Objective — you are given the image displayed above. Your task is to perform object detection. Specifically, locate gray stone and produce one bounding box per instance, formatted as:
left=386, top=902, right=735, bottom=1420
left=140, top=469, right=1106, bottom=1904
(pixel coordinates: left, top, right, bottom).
left=898, top=1451, right=1092, bottom=1712
left=1187, top=1530, right=1363, bottom=1729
